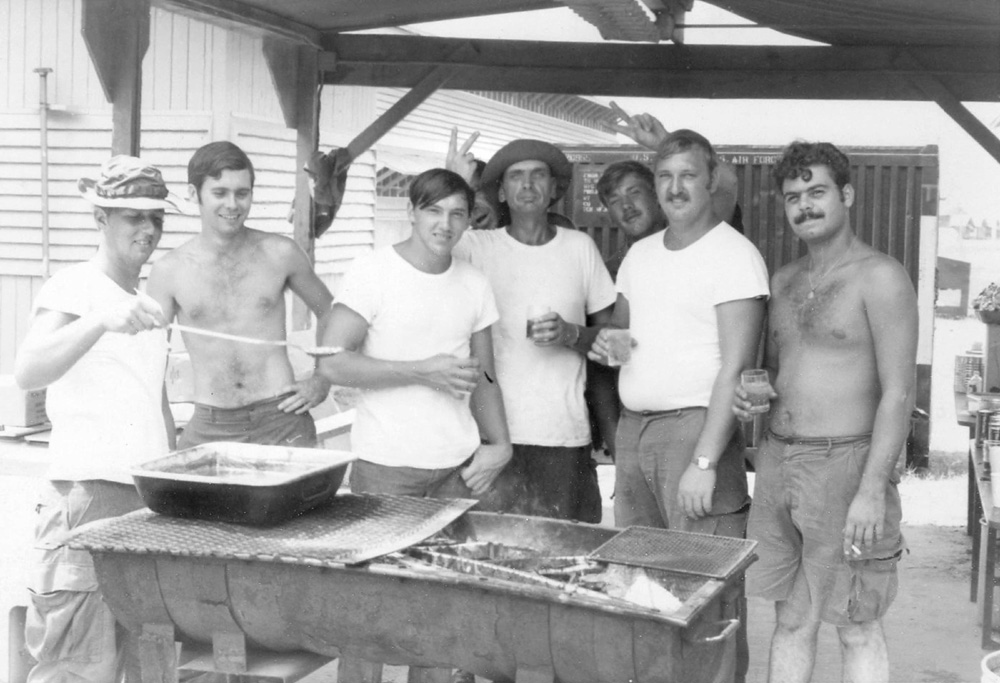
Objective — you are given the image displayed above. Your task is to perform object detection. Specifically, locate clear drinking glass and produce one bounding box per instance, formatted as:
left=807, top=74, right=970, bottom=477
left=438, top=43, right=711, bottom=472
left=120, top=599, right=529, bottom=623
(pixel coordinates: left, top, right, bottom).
left=605, top=329, right=632, bottom=367
left=741, top=369, right=772, bottom=413
left=526, top=304, right=550, bottom=340
left=741, top=369, right=771, bottom=448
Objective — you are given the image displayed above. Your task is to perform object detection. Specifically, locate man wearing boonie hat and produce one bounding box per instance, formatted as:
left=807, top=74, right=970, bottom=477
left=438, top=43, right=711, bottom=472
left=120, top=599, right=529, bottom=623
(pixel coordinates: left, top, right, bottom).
left=453, top=138, right=616, bottom=522
left=147, top=141, right=334, bottom=449
left=15, top=155, right=181, bottom=682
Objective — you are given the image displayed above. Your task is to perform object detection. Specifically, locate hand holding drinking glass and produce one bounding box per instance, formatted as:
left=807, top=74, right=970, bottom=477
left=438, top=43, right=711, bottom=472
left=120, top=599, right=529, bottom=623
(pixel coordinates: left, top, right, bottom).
left=741, top=369, right=773, bottom=414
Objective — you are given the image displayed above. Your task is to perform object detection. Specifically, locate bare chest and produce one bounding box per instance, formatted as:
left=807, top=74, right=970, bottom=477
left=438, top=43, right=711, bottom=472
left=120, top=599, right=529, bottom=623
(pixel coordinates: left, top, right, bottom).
left=174, top=251, right=288, bottom=325
left=770, top=272, right=871, bottom=353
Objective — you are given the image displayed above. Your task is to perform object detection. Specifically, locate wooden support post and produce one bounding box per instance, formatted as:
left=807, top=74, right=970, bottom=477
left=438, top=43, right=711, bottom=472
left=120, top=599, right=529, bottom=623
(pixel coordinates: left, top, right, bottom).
left=264, top=39, right=320, bottom=330
left=137, top=623, right=178, bottom=683
left=82, top=0, right=150, bottom=156
left=338, top=657, right=384, bottom=683
left=406, top=667, right=452, bottom=683
left=212, top=631, right=249, bottom=674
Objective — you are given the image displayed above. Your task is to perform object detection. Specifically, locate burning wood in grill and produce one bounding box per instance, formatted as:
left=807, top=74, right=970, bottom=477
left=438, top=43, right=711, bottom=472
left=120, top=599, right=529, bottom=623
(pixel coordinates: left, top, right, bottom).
left=400, top=541, right=683, bottom=614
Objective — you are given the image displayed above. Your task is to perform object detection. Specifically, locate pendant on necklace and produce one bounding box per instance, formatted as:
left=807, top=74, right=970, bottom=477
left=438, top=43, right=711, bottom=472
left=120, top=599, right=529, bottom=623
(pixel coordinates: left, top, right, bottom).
left=808, top=290, right=815, bottom=299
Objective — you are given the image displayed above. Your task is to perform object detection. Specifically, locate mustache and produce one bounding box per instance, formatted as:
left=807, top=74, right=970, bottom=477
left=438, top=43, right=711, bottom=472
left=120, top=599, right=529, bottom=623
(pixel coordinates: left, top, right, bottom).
left=665, top=192, right=689, bottom=202
left=794, top=210, right=825, bottom=225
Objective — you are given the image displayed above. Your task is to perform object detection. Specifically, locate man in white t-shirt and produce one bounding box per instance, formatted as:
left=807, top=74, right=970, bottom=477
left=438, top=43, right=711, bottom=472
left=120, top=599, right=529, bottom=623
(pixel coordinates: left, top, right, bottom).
left=454, top=139, right=616, bottom=521
left=319, top=168, right=511, bottom=497
left=14, top=156, right=181, bottom=683
left=590, top=129, right=769, bottom=683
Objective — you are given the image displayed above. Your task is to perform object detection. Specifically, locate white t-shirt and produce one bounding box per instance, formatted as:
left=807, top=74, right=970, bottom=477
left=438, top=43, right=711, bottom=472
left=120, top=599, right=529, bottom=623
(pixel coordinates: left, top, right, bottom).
left=337, top=247, right=499, bottom=468
left=617, top=224, right=770, bottom=411
left=455, top=228, right=617, bottom=446
left=33, top=261, right=169, bottom=484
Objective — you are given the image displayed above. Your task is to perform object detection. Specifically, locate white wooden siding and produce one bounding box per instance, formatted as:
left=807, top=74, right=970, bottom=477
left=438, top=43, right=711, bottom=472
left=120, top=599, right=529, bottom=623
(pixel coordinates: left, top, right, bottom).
left=0, top=0, right=617, bottom=372
left=376, top=88, right=618, bottom=161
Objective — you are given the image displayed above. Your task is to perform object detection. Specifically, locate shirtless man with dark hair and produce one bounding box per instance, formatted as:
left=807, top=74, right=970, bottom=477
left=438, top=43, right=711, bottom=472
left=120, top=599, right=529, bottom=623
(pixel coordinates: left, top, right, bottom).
left=734, top=141, right=917, bottom=683
left=148, top=141, right=333, bottom=448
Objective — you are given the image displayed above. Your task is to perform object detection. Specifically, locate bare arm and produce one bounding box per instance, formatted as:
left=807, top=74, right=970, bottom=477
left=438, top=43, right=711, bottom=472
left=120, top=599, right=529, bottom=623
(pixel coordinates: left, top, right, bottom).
left=733, top=285, right=780, bottom=422
left=462, top=327, right=513, bottom=495
left=15, top=299, right=166, bottom=391
left=146, top=258, right=179, bottom=325
left=844, top=261, right=917, bottom=551
left=679, top=297, right=766, bottom=518
left=277, top=238, right=335, bottom=412
left=317, top=303, right=480, bottom=397
left=281, top=238, right=334, bottom=337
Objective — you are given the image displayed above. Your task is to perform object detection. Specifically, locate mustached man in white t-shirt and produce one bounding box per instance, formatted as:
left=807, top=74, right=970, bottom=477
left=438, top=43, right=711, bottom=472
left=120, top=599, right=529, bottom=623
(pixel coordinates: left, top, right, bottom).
left=319, top=168, right=512, bottom=497
left=590, top=129, right=769, bottom=683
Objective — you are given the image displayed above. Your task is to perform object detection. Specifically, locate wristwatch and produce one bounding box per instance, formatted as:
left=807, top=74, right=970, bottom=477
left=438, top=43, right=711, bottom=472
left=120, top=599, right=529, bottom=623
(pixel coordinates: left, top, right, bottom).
left=694, top=455, right=716, bottom=471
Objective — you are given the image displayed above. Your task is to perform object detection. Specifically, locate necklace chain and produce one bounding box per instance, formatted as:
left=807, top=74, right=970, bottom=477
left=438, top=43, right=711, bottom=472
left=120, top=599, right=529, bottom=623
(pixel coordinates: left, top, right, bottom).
left=807, top=236, right=855, bottom=299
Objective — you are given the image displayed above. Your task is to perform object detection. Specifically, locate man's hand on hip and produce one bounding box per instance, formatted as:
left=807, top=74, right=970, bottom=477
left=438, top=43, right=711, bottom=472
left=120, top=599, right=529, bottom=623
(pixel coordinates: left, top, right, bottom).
left=278, top=373, right=331, bottom=414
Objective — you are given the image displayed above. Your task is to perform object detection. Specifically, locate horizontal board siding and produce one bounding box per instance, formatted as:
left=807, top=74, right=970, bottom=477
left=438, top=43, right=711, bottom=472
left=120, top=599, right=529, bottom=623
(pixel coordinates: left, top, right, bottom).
left=3, top=1, right=286, bottom=118
left=376, top=89, right=618, bottom=160
left=0, top=111, right=212, bottom=277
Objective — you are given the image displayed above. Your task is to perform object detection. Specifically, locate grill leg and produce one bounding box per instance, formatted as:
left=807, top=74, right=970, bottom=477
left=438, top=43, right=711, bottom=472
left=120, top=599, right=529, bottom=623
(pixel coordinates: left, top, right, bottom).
left=138, top=623, right=178, bottom=683
left=406, top=667, right=452, bottom=683
left=338, top=658, right=383, bottom=683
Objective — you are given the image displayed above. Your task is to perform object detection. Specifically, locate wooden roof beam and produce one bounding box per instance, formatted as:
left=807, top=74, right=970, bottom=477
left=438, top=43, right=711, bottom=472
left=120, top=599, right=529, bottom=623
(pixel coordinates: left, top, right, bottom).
left=320, top=35, right=999, bottom=101
left=157, top=0, right=321, bottom=47
left=897, top=51, right=1000, bottom=165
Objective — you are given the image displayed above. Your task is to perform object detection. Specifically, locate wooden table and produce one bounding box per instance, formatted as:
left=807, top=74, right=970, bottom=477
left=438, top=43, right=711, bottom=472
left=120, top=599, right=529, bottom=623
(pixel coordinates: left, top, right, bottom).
left=969, top=440, right=1000, bottom=649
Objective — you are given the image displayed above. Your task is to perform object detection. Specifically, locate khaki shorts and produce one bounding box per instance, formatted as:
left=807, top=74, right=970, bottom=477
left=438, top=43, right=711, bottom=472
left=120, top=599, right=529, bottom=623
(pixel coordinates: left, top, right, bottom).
left=179, top=392, right=317, bottom=449
left=747, top=432, right=904, bottom=626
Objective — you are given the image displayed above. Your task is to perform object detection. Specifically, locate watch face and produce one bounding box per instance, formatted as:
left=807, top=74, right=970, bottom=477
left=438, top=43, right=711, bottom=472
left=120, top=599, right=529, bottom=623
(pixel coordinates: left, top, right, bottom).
left=697, top=456, right=709, bottom=470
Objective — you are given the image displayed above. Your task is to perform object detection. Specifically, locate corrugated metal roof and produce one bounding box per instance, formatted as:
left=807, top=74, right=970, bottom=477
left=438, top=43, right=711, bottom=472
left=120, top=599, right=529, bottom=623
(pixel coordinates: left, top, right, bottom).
left=160, top=0, right=1000, bottom=46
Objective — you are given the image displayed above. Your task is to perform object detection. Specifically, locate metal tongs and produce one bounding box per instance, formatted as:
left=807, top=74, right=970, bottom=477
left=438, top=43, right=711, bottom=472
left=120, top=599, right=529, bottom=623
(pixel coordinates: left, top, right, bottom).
left=169, top=323, right=343, bottom=357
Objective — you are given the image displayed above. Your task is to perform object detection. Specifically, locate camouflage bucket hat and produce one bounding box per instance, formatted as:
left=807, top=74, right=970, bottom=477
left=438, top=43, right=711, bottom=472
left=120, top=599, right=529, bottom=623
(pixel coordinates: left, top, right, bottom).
left=78, top=155, right=182, bottom=211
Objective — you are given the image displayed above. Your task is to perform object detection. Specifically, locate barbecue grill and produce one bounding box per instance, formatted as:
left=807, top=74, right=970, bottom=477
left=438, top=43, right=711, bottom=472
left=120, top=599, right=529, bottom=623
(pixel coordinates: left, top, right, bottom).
left=70, top=495, right=755, bottom=683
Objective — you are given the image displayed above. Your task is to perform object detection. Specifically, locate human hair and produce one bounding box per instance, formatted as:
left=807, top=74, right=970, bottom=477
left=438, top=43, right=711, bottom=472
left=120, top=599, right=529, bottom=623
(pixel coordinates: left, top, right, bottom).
left=470, top=159, right=487, bottom=191
left=187, top=141, right=256, bottom=196
left=409, top=168, right=474, bottom=213
left=772, top=141, right=851, bottom=190
left=596, top=160, right=655, bottom=207
left=654, top=129, right=718, bottom=175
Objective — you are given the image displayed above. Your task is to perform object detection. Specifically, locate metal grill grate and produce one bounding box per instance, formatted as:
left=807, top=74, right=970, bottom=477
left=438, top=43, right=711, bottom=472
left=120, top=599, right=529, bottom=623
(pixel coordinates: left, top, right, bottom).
left=587, top=527, right=757, bottom=580
left=69, top=494, right=476, bottom=566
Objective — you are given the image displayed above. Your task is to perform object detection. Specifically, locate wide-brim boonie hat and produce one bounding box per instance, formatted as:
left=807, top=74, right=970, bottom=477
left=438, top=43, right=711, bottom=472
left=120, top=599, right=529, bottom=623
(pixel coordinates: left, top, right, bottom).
left=78, top=155, right=183, bottom=211
left=480, top=139, right=573, bottom=207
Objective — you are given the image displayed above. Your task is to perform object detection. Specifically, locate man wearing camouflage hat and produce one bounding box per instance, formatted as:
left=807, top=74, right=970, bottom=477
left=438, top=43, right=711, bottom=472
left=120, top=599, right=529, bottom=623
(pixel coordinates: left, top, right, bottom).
left=15, top=156, right=181, bottom=682
left=454, top=139, right=616, bottom=521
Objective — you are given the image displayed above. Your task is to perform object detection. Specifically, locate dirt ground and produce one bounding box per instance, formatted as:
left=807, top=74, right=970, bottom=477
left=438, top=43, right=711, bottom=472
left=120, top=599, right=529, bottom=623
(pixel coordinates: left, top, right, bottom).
left=0, top=445, right=987, bottom=683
